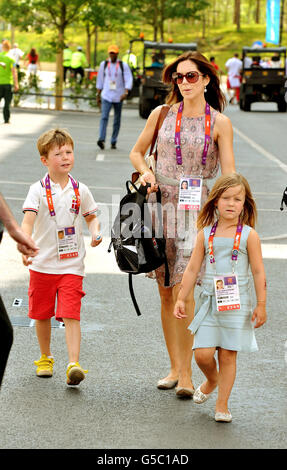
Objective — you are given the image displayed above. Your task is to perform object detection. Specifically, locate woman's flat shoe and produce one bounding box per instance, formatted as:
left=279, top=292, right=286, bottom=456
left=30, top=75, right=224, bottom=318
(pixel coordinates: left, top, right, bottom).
left=193, top=384, right=212, bottom=404
left=215, top=411, right=232, bottom=422
left=157, top=378, right=178, bottom=390
left=175, top=386, right=195, bottom=398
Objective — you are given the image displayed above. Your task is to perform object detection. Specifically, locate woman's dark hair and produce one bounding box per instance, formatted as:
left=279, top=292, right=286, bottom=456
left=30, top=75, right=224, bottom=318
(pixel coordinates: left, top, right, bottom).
left=162, top=51, right=226, bottom=112
left=30, top=48, right=37, bottom=57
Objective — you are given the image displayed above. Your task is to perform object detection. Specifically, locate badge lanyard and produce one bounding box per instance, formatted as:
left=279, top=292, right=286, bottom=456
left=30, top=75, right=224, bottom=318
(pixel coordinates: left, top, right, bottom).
left=175, top=101, right=211, bottom=168
left=107, top=60, right=120, bottom=79
left=45, top=174, right=80, bottom=223
left=208, top=220, right=243, bottom=273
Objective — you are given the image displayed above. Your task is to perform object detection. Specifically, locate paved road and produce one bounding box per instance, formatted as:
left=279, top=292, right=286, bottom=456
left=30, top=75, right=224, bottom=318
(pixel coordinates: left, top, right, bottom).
left=0, top=101, right=286, bottom=450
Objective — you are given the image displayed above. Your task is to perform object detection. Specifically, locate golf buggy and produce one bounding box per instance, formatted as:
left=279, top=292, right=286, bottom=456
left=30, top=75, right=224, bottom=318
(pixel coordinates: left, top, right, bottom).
left=240, top=46, right=287, bottom=112
left=127, top=40, right=197, bottom=118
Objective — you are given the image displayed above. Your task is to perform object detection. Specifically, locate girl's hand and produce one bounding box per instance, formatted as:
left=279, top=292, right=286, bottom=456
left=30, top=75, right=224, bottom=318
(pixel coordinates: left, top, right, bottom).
left=91, top=233, right=102, bottom=247
left=173, top=300, right=187, bottom=319
left=140, top=171, right=158, bottom=194
left=252, top=304, right=267, bottom=328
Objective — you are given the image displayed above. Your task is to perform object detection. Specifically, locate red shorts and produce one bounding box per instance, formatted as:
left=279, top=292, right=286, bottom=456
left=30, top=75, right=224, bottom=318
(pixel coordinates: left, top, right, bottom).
left=226, top=77, right=231, bottom=89
left=28, top=270, right=85, bottom=322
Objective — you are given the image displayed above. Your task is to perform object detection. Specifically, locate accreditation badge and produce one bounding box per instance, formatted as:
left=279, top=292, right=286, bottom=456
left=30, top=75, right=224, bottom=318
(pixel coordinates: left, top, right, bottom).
left=178, top=176, right=202, bottom=211
left=57, top=226, right=79, bottom=260
left=109, top=80, right=117, bottom=90
left=214, top=274, right=241, bottom=312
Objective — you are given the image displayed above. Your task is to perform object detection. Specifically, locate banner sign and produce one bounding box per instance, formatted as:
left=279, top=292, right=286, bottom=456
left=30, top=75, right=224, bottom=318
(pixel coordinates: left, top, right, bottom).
left=266, top=0, right=281, bottom=44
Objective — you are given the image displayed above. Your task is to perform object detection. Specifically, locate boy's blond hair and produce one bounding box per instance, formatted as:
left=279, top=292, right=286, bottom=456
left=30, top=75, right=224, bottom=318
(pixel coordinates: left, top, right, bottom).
left=37, top=128, right=74, bottom=158
left=197, top=173, right=257, bottom=229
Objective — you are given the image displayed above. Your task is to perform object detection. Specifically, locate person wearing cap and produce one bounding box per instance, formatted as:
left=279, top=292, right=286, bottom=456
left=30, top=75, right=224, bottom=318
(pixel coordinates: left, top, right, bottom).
left=70, top=46, right=88, bottom=84
left=96, top=44, right=133, bottom=150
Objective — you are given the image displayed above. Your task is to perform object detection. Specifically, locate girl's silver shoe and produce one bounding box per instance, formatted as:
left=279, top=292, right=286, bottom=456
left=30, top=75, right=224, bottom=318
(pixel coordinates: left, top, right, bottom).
left=193, top=385, right=212, bottom=404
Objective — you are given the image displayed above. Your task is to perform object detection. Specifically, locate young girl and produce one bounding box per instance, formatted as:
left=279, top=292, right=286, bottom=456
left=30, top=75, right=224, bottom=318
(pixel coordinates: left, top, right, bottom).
left=174, top=173, right=267, bottom=422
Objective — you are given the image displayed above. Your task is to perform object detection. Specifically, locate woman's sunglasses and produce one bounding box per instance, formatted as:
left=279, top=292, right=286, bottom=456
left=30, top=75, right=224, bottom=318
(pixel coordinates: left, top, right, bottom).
left=172, top=71, right=204, bottom=84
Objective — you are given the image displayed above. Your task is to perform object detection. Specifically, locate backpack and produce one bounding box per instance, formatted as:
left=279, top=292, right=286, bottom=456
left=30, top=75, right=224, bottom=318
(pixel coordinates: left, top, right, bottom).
left=108, top=181, right=169, bottom=316
left=280, top=187, right=287, bottom=210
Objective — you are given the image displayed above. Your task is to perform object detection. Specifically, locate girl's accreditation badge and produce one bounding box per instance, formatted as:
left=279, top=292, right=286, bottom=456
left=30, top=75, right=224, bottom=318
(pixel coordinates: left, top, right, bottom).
left=57, top=226, right=79, bottom=260
left=214, top=274, right=241, bottom=312
left=178, top=176, right=202, bottom=211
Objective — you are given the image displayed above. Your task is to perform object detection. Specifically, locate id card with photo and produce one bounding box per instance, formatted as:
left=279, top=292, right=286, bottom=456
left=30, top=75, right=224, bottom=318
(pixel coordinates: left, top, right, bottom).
left=57, top=226, right=79, bottom=260
left=178, top=177, right=202, bottom=211
left=214, top=274, right=241, bottom=312
left=109, top=80, right=117, bottom=90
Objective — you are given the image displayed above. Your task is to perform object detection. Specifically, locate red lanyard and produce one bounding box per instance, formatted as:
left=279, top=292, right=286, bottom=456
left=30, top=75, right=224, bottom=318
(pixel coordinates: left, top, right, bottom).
left=45, top=174, right=80, bottom=218
left=208, top=220, right=243, bottom=265
left=175, top=101, right=211, bottom=166
left=107, top=60, right=120, bottom=79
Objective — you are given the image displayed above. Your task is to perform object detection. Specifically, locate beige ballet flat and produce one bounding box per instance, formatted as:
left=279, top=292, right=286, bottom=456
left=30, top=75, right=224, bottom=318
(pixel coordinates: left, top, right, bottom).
left=215, top=410, right=232, bottom=422
left=157, top=378, right=178, bottom=389
left=175, top=386, right=195, bottom=398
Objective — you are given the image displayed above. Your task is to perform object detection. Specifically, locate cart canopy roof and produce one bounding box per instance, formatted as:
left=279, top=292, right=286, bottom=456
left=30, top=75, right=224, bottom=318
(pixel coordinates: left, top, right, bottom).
left=143, top=41, right=197, bottom=51
left=243, top=46, right=286, bottom=54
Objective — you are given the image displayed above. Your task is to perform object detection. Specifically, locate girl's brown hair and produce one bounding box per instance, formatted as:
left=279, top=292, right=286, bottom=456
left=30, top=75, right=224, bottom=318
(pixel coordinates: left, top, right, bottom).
left=197, top=173, right=257, bottom=229
left=162, top=51, right=226, bottom=112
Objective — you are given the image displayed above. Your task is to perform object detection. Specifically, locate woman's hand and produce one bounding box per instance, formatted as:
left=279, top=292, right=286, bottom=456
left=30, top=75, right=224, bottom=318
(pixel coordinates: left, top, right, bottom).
left=140, top=171, right=158, bottom=194
left=173, top=300, right=187, bottom=319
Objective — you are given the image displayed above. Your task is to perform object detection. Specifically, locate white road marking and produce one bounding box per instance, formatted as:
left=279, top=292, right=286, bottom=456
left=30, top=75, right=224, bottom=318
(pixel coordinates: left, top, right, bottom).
left=233, top=126, right=287, bottom=174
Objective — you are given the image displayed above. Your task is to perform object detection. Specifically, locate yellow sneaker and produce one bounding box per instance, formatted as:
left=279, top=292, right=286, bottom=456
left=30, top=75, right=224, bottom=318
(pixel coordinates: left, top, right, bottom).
left=34, top=354, right=54, bottom=377
left=66, top=362, right=88, bottom=386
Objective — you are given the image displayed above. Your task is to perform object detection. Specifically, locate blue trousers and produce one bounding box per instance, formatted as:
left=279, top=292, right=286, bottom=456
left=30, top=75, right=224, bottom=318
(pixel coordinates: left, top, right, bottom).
left=99, top=98, right=123, bottom=144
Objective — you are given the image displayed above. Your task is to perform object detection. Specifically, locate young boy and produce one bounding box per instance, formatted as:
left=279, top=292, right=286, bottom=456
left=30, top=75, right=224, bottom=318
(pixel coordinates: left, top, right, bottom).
left=21, top=128, right=102, bottom=386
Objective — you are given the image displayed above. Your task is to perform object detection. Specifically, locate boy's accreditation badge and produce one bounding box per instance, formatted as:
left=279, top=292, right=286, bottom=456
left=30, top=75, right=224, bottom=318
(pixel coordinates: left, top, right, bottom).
left=214, top=274, right=241, bottom=312
left=57, top=226, right=79, bottom=260
left=178, top=176, right=202, bottom=211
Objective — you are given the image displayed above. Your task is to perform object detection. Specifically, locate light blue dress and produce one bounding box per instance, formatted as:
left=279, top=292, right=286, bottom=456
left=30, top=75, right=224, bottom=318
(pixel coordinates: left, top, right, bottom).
left=188, top=224, right=258, bottom=352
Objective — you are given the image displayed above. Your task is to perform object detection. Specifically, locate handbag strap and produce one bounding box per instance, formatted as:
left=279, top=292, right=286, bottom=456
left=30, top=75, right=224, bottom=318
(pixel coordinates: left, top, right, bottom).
left=149, top=105, right=170, bottom=158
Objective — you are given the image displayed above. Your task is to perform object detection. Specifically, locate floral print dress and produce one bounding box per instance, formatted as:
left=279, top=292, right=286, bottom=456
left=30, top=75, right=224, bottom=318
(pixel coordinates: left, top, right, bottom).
left=147, top=106, right=220, bottom=287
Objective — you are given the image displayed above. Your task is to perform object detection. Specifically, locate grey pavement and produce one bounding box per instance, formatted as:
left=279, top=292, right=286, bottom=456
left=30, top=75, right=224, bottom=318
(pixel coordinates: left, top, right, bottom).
left=0, top=101, right=286, bottom=450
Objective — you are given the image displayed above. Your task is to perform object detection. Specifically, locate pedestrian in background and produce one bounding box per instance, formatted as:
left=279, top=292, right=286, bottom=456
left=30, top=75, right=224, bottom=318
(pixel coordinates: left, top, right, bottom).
left=96, top=44, right=133, bottom=150
left=70, top=46, right=87, bottom=84
left=130, top=51, right=235, bottom=397
left=21, top=128, right=102, bottom=386
left=63, top=44, right=72, bottom=83
left=174, top=173, right=267, bottom=422
left=210, top=56, right=222, bottom=77
left=225, top=53, right=242, bottom=104
left=0, top=40, right=19, bottom=124
left=25, top=48, right=40, bottom=75
left=9, top=43, right=24, bottom=71
left=0, top=193, right=38, bottom=388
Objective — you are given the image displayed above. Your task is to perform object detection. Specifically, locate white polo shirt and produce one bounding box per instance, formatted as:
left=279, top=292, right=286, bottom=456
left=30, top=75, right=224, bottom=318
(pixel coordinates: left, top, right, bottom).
left=23, top=173, right=98, bottom=276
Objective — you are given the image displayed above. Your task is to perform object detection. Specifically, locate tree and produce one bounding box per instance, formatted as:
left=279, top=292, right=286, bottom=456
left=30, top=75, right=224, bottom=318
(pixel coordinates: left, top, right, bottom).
left=130, top=0, right=209, bottom=42
left=0, top=0, right=89, bottom=110
left=233, top=0, right=241, bottom=31
left=82, top=0, right=136, bottom=68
